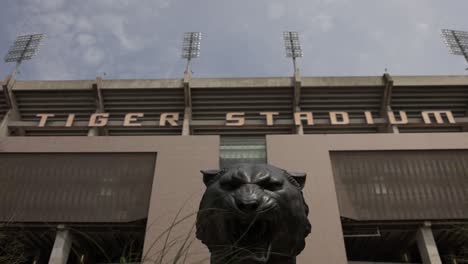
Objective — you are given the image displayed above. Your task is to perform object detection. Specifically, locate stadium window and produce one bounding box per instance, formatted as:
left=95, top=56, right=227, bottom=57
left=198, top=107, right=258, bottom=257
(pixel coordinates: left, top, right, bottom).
left=219, top=136, right=267, bottom=168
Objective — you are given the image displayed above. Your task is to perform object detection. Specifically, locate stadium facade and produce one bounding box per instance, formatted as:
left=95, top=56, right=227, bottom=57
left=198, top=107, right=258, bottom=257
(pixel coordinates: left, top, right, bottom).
left=0, top=73, right=467, bottom=264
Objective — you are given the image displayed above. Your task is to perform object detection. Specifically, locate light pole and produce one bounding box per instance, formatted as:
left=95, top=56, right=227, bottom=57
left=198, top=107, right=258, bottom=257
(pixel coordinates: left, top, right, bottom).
left=182, top=32, right=202, bottom=75
left=441, top=29, right=468, bottom=70
left=4, top=33, right=45, bottom=79
left=283, top=31, right=303, bottom=73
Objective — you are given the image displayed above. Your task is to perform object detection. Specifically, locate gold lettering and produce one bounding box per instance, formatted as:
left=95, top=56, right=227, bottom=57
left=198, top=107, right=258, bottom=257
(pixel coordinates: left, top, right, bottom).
left=65, top=114, right=75, bottom=127
left=294, top=112, right=314, bottom=126
left=330, top=111, right=350, bottom=125
left=364, top=111, right=374, bottom=125
left=160, top=113, right=180, bottom=126
left=421, top=110, right=456, bottom=124
left=259, top=112, right=279, bottom=126
left=226, top=112, right=245, bottom=126
left=36, top=114, right=55, bottom=127
left=387, top=111, right=408, bottom=125
left=124, top=113, right=144, bottom=127
left=89, top=113, right=109, bottom=127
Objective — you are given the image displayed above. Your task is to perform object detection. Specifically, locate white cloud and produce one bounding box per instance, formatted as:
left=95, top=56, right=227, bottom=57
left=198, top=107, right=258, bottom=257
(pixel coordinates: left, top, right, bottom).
left=267, top=3, right=285, bottom=20
left=37, top=12, right=76, bottom=34
left=320, top=0, right=348, bottom=4
left=76, top=34, right=97, bottom=46
left=4, top=0, right=468, bottom=80
left=416, top=22, right=430, bottom=34
left=94, top=14, right=144, bottom=51
left=26, top=0, right=65, bottom=11
left=83, top=47, right=105, bottom=65
left=75, top=17, right=94, bottom=32
left=314, top=14, right=334, bottom=32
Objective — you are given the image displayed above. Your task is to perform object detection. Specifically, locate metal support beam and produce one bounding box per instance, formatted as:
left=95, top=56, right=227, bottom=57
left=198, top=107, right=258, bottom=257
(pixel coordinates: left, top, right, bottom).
left=0, top=110, right=12, bottom=137
left=94, top=77, right=105, bottom=113
left=2, top=74, right=24, bottom=136
left=90, top=76, right=107, bottom=136
left=462, top=78, right=468, bottom=131
left=293, top=70, right=304, bottom=135
left=380, top=73, right=394, bottom=116
left=182, top=107, right=191, bottom=136
left=293, top=70, right=302, bottom=112
left=48, top=225, right=72, bottom=264
left=416, top=222, right=442, bottom=264
left=295, top=106, right=304, bottom=135
left=0, top=79, right=13, bottom=136
left=182, top=71, right=192, bottom=136
left=379, top=73, right=399, bottom=133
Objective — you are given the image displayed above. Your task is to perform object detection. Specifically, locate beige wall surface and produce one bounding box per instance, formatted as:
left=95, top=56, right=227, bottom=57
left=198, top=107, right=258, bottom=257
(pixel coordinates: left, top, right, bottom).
left=3, top=133, right=468, bottom=263
left=0, top=136, right=220, bottom=264
left=267, top=133, right=468, bottom=264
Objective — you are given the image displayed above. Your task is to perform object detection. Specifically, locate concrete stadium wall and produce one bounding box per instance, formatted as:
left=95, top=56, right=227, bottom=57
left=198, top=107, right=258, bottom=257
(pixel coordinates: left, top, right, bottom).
left=267, top=133, right=468, bottom=264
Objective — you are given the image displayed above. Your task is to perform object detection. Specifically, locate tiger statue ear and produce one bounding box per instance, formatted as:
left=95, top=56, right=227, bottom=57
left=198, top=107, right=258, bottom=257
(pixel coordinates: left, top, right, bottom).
left=200, top=169, right=222, bottom=187
left=287, top=171, right=307, bottom=190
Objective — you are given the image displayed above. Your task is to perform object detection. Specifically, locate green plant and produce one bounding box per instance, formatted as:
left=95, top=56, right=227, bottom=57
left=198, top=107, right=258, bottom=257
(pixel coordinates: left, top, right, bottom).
left=442, top=225, right=468, bottom=264
left=0, top=231, right=28, bottom=264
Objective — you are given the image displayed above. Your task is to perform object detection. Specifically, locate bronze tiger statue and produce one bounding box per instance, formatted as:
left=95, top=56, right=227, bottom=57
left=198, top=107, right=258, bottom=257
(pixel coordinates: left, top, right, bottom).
left=196, top=164, right=311, bottom=264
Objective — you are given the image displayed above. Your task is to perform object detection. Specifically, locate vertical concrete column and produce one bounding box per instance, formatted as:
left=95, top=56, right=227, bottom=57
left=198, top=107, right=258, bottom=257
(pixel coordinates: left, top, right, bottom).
left=379, top=73, right=399, bottom=134
left=293, top=70, right=304, bottom=135
left=0, top=110, right=12, bottom=137
left=182, top=107, right=192, bottom=136
left=88, top=77, right=106, bottom=137
left=391, top=125, right=400, bottom=134
left=1, top=75, right=24, bottom=136
left=416, top=223, right=442, bottom=264
left=87, top=127, right=99, bottom=136
left=295, top=106, right=305, bottom=135
left=182, top=71, right=192, bottom=136
left=49, top=226, right=72, bottom=264
left=387, top=106, right=400, bottom=134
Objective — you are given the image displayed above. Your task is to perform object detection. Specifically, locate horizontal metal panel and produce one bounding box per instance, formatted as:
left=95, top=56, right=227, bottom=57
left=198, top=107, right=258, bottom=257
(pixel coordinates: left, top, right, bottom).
left=3, top=76, right=468, bottom=136
left=102, top=89, right=184, bottom=121
left=24, top=128, right=90, bottom=136
left=301, top=86, right=383, bottom=119
left=108, top=127, right=182, bottom=136
left=399, top=127, right=463, bottom=133
left=331, top=150, right=468, bottom=221
left=192, top=127, right=293, bottom=135
left=0, top=153, right=156, bottom=223
left=14, top=90, right=97, bottom=121
left=304, top=127, right=378, bottom=134
left=392, top=86, right=468, bottom=118
left=192, top=87, right=293, bottom=120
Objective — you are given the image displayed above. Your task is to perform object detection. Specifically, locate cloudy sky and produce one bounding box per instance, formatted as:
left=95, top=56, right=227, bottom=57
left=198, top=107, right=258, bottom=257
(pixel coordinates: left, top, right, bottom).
left=0, top=0, right=467, bottom=80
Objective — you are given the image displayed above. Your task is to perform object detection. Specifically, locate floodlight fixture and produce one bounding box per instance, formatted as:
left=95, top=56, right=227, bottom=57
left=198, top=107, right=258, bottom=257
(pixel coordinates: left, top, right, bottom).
left=441, top=29, right=468, bottom=69
left=182, top=32, right=202, bottom=73
left=283, top=31, right=303, bottom=72
left=4, top=33, right=45, bottom=78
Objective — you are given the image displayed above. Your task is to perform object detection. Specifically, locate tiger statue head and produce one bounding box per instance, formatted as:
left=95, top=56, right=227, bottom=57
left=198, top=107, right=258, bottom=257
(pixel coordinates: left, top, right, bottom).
left=196, top=164, right=311, bottom=264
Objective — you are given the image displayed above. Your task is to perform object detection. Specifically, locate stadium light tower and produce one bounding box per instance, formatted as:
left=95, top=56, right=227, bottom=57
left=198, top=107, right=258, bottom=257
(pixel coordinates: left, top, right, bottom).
left=182, top=32, right=201, bottom=74
left=441, top=29, right=468, bottom=70
left=4, top=33, right=45, bottom=79
left=283, top=31, right=303, bottom=73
